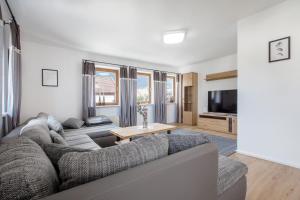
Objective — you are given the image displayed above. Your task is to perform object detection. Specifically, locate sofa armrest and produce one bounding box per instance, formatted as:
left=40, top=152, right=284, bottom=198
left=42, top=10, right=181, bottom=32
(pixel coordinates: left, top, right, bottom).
left=42, top=143, right=218, bottom=200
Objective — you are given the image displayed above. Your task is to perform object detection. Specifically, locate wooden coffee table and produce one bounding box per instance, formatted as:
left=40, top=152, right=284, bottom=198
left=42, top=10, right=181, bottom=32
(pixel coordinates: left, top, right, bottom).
left=110, top=123, right=177, bottom=142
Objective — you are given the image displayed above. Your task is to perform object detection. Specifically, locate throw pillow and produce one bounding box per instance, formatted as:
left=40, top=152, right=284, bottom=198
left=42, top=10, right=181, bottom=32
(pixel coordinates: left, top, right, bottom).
left=0, top=137, right=59, bottom=200
left=58, top=134, right=168, bottom=190
left=85, top=115, right=112, bottom=127
left=167, top=134, right=210, bottom=154
left=43, top=143, right=91, bottom=169
left=48, top=115, right=64, bottom=133
left=62, top=118, right=85, bottom=129
left=49, top=130, right=68, bottom=145
left=20, top=119, right=52, bottom=146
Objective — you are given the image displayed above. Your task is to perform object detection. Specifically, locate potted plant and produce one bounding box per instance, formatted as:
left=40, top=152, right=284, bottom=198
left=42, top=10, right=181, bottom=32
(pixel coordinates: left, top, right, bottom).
left=137, top=103, right=148, bottom=128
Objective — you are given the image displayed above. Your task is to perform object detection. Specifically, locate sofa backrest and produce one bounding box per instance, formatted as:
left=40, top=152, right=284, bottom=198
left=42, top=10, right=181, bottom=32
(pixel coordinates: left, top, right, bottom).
left=41, top=143, right=218, bottom=200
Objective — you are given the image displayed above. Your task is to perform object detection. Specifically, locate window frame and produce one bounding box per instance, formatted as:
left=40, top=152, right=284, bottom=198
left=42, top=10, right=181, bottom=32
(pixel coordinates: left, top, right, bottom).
left=137, top=72, right=152, bottom=105
left=95, top=67, right=119, bottom=106
left=167, top=76, right=176, bottom=103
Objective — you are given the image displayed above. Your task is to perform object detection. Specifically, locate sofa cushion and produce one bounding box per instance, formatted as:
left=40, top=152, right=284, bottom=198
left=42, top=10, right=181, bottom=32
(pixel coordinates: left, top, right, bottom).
left=62, top=132, right=101, bottom=150
left=58, top=134, right=168, bottom=190
left=167, top=133, right=210, bottom=154
left=0, top=137, right=59, bottom=200
left=218, top=155, right=248, bottom=196
left=63, top=118, right=85, bottom=129
left=50, top=130, right=68, bottom=145
left=48, top=115, right=64, bottom=133
left=20, top=118, right=52, bottom=146
left=1, top=125, right=24, bottom=141
left=43, top=143, right=91, bottom=169
left=85, top=115, right=112, bottom=127
left=63, top=123, right=116, bottom=139
left=37, top=112, right=49, bottom=120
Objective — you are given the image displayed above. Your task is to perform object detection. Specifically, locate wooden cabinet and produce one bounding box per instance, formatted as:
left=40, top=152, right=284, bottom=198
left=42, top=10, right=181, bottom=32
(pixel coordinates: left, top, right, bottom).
left=198, top=113, right=237, bottom=135
left=182, top=72, right=198, bottom=125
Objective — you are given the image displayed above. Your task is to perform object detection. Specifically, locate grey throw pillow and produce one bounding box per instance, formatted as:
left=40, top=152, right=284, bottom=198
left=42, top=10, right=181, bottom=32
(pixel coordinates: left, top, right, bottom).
left=167, top=134, right=210, bottom=154
left=49, top=130, right=68, bottom=145
left=20, top=119, right=52, bottom=146
left=58, top=134, right=168, bottom=190
left=62, top=118, right=84, bottom=129
left=0, top=137, right=59, bottom=200
left=85, top=115, right=112, bottom=126
left=43, top=143, right=91, bottom=169
left=48, top=115, right=64, bottom=133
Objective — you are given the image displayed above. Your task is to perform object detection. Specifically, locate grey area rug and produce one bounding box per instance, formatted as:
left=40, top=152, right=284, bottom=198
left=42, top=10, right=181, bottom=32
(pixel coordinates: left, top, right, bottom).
left=171, top=128, right=237, bottom=156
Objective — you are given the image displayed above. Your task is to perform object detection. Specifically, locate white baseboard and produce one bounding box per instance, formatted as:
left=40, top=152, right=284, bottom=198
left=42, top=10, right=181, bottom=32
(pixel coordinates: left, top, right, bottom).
left=236, top=150, right=300, bottom=169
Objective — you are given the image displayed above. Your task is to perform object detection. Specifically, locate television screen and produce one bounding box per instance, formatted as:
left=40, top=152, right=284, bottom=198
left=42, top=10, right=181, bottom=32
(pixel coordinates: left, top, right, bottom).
left=208, top=90, right=237, bottom=114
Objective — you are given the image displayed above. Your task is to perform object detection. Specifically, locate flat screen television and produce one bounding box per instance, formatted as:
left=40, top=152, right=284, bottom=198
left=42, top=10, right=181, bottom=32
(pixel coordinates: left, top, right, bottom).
left=208, top=90, right=237, bottom=114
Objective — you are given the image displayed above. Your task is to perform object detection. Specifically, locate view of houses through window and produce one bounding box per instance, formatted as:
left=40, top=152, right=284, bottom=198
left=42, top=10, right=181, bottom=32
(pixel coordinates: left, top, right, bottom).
left=167, top=76, right=175, bottom=103
left=95, top=67, right=175, bottom=106
left=95, top=68, right=119, bottom=106
left=137, top=72, right=151, bottom=104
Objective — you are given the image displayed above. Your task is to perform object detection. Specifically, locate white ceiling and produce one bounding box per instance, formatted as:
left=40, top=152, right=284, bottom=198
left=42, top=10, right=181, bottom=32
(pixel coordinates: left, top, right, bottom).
left=10, top=0, right=285, bottom=67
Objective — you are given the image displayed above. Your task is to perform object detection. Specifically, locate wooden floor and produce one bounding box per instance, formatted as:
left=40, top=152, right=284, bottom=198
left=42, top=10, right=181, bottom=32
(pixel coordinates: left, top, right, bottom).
left=175, top=124, right=300, bottom=200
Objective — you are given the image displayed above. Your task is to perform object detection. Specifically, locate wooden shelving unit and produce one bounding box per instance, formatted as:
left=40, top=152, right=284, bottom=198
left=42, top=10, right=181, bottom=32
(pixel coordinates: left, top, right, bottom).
left=206, top=70, right=237, bottom=81
left=182, top=72, right=198, bottom=125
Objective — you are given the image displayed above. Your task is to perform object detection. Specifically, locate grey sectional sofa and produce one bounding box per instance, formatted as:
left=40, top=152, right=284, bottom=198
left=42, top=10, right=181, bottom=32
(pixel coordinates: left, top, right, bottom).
left=0, top=114, right=247, bottom=200
left=40, top=144, right=247, bottom=200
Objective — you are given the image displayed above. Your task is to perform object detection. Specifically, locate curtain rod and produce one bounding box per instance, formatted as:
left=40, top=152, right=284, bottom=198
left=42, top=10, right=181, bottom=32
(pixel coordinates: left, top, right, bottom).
left=83, top=59, right=177, bottom=75
left=4, top=0, right=17, bottom=24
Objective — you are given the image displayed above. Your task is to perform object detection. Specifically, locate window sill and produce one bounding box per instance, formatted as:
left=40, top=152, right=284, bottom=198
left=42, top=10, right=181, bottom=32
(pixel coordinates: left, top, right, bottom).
left=166, top=102, right=176, bottom=105
left=96, top=105, right=120, bottom=108
left=138, top=103, right=154, bottom=106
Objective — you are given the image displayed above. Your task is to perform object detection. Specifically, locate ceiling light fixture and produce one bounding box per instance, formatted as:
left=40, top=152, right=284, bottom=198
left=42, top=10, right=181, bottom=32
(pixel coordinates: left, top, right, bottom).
left=163, top=30, right=186, bottom=44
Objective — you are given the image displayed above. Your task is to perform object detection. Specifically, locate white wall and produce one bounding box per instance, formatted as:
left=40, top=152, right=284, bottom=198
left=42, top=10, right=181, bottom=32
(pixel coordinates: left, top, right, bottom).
left=180, top=54, right=237, bottom=114
left=238, top=0, right=300, bottom=168
left=21, top=38, right=177, bottom=124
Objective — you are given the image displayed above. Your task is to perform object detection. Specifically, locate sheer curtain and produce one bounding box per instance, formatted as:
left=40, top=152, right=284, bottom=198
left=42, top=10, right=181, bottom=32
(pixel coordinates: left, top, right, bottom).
left=154, top=71, right=167, bottom=123
left=0, top=9, right=4, bottom=138
left=82, top=61, right=96, bottom=121
left=0, top=8, right=22, bottom=138
left=119, top=66, right=137, bottom=127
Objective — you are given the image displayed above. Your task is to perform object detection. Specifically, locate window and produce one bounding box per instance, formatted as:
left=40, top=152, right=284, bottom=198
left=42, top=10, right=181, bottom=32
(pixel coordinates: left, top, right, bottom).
left=137, top=72, right=151, bottom=104
left=167, top=76, right=175, bottom=103
left=95, top=68, right=119, bottom=106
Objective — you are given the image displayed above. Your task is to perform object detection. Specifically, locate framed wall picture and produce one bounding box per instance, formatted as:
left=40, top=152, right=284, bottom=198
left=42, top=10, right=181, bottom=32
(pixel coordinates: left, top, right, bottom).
left=42, top=69, right=58, bottom=87
left=269, top=36, right=290, bottom=62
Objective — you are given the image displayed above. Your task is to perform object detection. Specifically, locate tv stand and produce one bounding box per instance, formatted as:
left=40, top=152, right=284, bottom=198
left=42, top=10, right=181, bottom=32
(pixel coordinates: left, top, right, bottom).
left=198, top=113, right=237, bottom=135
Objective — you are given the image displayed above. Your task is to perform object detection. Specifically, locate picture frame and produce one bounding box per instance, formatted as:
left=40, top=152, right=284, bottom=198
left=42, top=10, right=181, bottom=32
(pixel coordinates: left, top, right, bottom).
left=42, top=69, right=58, bottom=87
left=269, top=36, right=290, bottom=62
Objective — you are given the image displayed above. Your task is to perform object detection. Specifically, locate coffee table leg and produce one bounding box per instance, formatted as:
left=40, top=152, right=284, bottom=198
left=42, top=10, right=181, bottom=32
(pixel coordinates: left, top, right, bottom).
left=167, top=130, right=171, bottom=134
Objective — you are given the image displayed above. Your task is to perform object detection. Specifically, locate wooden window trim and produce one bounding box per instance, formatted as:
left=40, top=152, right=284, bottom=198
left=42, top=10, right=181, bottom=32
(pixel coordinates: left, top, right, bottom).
left=167, top=76, right=176, bottom=103
left=95, top=67, right=119, bottom=106
left=137, top=72, right=152, bottom=104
